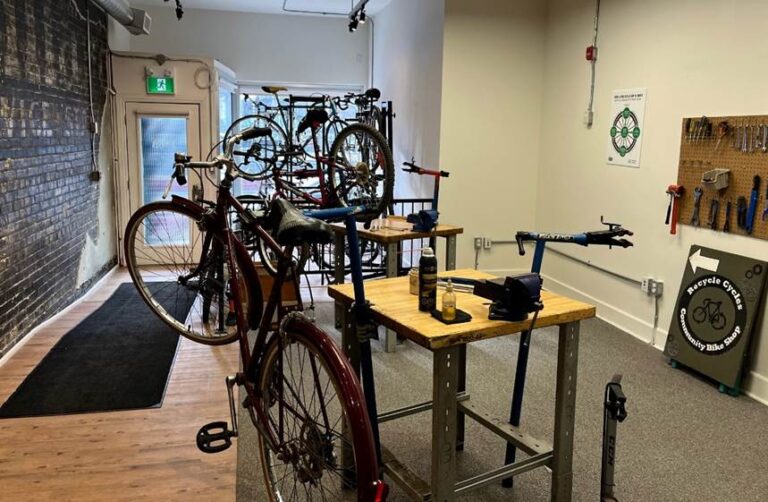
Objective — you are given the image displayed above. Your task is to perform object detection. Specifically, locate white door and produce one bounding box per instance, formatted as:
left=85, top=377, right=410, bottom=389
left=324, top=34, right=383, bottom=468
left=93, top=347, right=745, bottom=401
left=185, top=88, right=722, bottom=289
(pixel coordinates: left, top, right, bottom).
left=125, top=102, right=202, bottom=265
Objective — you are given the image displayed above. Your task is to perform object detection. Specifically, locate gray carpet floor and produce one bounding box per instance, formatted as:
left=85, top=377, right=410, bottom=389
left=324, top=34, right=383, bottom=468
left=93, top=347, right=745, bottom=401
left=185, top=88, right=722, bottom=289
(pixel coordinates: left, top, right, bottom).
left=237, top=302, right=768, bottom=501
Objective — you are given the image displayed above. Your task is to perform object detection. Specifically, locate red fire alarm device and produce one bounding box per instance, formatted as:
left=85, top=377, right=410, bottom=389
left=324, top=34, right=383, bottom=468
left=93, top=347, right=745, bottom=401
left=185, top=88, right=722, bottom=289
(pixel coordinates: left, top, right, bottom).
left=586, top=45, right=598, bottom=61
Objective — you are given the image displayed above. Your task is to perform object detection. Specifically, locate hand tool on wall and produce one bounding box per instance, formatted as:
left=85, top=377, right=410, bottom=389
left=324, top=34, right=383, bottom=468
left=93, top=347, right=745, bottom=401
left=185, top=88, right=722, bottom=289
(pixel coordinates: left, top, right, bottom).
left=742, top=123, right=749, bottom=153
left=762, top=126, right=768, bottom=153
left=737, top=196, right=748, bottom=229
left=714, top=121, right=730, bottom=150
left=708, top=198, right=720, bottom=230
left=745, top=175, right=761, bottom=234
left=763, top=184, right=768, bottom=221
left=691, top=187, right=703, bottom=226
left=724, top=201, right=732, bottom=233
left=685, top=118, right=693, bottom=143
left=665, top=184, right=685, bottom=234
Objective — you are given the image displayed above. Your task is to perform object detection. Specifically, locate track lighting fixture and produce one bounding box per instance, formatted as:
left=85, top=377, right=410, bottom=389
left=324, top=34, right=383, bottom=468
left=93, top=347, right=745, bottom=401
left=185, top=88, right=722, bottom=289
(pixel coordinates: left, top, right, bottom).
left=348, top=0, right=369, bottom=33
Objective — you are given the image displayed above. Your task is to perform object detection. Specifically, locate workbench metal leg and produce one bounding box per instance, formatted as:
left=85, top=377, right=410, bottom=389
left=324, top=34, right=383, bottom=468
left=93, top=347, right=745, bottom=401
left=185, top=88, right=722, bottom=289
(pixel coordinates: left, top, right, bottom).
left=445, top=235, right=457, bottom=271
left=383, top=242, right=399, bottom=352
left=432, top=346, right=460, bottom=502
left=551, top=322, right=580, bottom=502
left=334, top=232, right=346, bottom=330
left=456, top=345, right=467, bottom=451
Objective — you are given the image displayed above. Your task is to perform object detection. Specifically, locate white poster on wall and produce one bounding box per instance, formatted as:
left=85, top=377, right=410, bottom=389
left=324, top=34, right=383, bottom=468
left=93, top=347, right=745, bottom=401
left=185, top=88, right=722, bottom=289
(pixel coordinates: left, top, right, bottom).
left=606, top=88, right=647, bottom=168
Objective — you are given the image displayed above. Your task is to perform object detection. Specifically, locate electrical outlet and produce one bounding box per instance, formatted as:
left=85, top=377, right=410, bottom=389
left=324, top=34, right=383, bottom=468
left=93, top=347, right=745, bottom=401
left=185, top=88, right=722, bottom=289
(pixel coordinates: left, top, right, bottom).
left=474, top=237, right=483, bottom=250
left=483, top=238, right=492, bottom=249
left=641, top=277, right=664, bottom=297
left=649, top=280, right=664, bottom=297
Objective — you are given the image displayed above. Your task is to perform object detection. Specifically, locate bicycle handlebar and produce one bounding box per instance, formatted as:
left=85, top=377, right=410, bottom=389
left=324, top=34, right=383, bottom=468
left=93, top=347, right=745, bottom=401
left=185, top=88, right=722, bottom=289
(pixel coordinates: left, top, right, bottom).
left=515, top=221, right=634, bottom=256
left=402, top=160, right=450, bottom=178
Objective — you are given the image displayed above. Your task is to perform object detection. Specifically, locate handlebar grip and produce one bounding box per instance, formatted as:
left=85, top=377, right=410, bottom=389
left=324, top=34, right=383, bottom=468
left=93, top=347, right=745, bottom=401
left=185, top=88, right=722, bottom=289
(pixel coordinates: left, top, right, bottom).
left=173, top=164, right=187, bottom=186
left=515, top=233, right=527, bottom=256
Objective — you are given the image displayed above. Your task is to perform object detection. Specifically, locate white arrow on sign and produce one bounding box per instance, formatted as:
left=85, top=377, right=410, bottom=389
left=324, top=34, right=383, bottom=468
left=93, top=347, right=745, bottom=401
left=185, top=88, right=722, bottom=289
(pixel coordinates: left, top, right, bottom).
left=689, top=249, right=720, bottom=274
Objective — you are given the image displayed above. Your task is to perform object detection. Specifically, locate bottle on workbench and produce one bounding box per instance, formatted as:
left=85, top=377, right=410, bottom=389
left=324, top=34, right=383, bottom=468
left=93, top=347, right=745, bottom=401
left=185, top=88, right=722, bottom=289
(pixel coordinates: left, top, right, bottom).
left=442, top=279, right=457, bottom=321
left=419, top=247, right=438, bottom=311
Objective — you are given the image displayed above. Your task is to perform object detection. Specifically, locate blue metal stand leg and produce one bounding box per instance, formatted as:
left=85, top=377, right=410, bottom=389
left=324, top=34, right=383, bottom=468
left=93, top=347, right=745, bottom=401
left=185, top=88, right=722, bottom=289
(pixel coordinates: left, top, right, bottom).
left=503, top=241, right=546, bottom=488
left=344, top=214, right=383, bottom=465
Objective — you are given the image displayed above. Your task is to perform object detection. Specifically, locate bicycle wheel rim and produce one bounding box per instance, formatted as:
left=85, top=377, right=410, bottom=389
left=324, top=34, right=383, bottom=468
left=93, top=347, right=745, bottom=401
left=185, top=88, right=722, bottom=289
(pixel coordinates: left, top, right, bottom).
left=125, top=203, right=239, bottom=345
left=256, top=330, right=371, bottom=501
left=328, top=123, right=394, bottom=218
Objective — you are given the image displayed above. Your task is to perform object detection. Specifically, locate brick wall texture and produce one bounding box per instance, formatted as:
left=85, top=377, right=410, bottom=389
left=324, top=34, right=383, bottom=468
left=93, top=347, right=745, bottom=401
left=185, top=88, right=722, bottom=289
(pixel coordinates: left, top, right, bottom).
left=0, top=0, right=115, bottom=357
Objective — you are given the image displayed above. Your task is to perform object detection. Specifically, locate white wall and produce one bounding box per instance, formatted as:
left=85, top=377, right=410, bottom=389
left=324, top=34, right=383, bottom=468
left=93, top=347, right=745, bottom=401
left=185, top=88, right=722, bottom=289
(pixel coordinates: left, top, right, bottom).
left=439, top=0, right=547, bottom=272
left=372, top=0, right=445, bottom=199
left=537, top=0, right=768, bottom=402
left=130, top=6, right=370, bottom=86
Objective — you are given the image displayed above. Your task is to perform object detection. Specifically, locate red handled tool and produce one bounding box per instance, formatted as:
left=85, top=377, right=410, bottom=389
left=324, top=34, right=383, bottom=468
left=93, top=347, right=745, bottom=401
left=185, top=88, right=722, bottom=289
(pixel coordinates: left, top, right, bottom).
left=665, top=184, right=685, bottom=234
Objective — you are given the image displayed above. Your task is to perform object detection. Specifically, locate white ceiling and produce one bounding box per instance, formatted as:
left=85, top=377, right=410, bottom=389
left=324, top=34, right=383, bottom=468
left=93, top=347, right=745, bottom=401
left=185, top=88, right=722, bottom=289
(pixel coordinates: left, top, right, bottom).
left=133, top=0, right=392, bottom=16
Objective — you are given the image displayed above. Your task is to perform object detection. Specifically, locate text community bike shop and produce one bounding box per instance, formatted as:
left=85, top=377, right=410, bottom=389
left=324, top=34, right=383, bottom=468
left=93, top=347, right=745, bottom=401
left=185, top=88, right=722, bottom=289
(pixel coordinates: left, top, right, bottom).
left=1, top=0, right=768, bottom=501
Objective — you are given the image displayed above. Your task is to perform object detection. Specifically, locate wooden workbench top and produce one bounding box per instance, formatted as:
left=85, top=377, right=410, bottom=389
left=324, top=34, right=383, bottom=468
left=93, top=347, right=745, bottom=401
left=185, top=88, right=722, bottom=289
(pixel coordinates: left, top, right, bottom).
left=328, top=269, right=596, bottom=350
left=330, top=216, right=463, bottom=244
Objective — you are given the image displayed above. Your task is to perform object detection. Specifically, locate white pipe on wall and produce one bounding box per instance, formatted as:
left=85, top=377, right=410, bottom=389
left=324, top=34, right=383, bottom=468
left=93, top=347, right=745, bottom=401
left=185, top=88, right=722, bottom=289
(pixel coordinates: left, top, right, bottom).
left=90, top=0, right=151, bottom=35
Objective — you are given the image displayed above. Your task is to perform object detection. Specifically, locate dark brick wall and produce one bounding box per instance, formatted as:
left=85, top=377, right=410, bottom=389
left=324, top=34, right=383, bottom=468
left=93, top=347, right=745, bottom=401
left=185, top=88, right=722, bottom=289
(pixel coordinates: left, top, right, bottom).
left=0, top=0, right=116, bottom=357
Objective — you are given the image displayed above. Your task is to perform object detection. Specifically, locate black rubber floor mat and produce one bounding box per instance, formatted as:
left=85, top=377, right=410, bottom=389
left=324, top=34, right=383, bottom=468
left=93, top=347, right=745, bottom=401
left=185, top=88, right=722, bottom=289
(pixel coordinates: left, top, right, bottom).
left=0, top=282, right=195, bottom=418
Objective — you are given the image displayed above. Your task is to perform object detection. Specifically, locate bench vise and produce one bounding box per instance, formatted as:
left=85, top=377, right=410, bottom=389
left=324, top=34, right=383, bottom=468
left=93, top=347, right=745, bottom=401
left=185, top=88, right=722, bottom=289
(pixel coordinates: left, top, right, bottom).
left=472, top=273, right=544, bottom=321
left=407, top=209, right=439, bottom=232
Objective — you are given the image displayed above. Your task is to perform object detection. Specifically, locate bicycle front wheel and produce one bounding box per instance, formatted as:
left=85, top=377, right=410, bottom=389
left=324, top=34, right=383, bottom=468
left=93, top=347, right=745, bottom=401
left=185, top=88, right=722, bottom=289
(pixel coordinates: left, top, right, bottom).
left=255, top=319, right=381, bottom=501
left=328, top=123, right=394, bottom=218
left=125, top=202, right=239, bottom=345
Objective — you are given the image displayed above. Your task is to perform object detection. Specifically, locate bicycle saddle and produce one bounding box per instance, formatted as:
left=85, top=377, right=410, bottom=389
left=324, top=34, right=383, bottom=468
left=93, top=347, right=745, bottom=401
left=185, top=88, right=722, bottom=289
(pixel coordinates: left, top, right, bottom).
left=262, top=86, right=287, bottom=94
left=365, top=87, right=381, bottom=100
left=268, top=199, right=333, bottom=246
left=296, top=109, right=329, bottom=135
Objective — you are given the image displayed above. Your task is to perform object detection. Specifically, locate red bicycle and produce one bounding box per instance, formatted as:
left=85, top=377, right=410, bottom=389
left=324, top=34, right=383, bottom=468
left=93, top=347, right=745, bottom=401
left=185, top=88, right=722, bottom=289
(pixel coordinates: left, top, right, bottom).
left=124, top=126, right=388, bottom=501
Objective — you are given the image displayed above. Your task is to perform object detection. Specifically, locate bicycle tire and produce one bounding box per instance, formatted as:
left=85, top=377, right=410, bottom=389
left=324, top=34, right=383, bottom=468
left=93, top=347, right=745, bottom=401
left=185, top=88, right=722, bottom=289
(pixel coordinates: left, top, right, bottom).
left=323, top=118, right=349, bottom=156
left=328, top=123, right=394, bottom=219
left=254, top=316, right=383, bottom=501
left=125, top=201, right=240, bottom=345
left=692, top=305, right=707, bottom=324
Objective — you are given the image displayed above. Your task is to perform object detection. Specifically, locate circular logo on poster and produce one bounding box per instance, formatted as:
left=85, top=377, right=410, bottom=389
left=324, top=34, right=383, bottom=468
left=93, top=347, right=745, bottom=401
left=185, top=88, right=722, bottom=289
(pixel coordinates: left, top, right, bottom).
left=677, top=274, right=747, bottom=355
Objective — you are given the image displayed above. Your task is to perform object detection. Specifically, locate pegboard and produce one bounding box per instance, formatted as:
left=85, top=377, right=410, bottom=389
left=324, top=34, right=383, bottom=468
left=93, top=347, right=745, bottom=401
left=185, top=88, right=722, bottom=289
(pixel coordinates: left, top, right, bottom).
left=676, top=116, right=768, bottom=240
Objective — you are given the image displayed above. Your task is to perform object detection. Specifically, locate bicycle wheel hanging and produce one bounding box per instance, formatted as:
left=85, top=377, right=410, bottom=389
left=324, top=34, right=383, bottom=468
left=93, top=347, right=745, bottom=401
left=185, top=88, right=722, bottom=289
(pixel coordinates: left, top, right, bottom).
left=225, top=114, right=286, bottom=179
left=124, top=202, right=240, bottom=345
left=328, top=123, right=394, bottom=218
left=254, top=322, right=380, bottom=501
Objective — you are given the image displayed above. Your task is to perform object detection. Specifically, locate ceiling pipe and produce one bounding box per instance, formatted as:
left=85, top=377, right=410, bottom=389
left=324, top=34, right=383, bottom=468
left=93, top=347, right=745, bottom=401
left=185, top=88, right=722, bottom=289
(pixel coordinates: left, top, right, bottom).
left=90, top=0, right=152, bottom=35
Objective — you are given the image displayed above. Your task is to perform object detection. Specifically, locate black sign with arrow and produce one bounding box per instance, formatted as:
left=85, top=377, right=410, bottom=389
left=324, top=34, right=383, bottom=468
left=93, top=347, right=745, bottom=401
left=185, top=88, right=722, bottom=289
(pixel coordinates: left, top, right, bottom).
left=664, top=245, right=767, bottom=393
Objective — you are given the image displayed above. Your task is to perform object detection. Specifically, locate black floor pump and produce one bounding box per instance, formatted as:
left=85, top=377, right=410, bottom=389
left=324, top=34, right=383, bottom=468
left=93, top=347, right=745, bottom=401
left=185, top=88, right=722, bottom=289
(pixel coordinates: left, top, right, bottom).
left=601, top=375, right=628, bottom=502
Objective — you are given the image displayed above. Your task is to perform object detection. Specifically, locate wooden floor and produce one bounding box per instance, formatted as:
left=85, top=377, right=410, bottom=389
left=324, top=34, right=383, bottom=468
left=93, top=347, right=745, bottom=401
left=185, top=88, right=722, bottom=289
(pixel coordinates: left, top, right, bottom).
left=0, top=268, right=239, bottom=501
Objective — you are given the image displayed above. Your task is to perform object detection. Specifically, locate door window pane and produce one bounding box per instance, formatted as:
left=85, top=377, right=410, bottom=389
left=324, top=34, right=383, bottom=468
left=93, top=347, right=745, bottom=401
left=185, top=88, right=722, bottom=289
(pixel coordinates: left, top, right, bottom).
left=140, top=116, right=189, bottom=246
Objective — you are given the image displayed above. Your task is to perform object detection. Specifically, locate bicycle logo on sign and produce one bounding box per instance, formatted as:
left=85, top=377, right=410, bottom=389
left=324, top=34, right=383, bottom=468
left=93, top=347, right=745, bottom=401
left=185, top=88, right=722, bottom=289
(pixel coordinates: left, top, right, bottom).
left=692, top=298, right=727, bottom=331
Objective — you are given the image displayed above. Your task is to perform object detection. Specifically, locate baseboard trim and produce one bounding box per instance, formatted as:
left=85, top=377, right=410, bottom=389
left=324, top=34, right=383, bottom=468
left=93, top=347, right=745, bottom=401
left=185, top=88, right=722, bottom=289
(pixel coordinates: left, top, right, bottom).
left=540, top=273, right=768, bottom=406
left=0, top=265, right=119, bottom=368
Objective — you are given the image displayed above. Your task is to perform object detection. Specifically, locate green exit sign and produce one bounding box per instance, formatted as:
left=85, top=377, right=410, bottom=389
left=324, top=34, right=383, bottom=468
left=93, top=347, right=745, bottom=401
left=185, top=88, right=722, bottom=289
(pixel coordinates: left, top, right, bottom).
left=146, top=76, right=175, bottom=95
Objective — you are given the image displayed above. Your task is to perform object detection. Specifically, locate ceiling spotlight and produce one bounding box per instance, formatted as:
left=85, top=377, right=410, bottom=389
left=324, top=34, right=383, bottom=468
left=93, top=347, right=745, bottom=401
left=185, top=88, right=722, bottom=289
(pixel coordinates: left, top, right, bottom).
left=348, top=17, right=359, bottom=32
left=359, top=10, right=366, bottom=24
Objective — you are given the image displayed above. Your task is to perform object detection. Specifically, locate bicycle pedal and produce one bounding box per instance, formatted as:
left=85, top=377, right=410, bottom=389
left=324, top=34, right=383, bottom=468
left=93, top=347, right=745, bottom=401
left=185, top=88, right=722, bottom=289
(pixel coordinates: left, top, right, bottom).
left=196, top=421, right=235, bottom=454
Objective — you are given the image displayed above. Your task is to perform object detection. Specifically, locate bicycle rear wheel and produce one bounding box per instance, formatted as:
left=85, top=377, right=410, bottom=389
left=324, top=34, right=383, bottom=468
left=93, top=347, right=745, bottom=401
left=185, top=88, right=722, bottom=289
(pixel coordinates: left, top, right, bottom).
left=254, top=317, right=381, bottom=501
left=125, top=202, right=240, bottom=345
left=328, top=123, right=394, bottom=219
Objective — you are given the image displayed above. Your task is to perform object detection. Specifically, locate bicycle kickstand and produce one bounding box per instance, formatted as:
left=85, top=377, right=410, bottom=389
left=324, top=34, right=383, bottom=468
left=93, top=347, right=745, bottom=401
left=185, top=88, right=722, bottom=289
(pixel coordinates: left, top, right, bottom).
left=196, top=375, right=240, bottom=454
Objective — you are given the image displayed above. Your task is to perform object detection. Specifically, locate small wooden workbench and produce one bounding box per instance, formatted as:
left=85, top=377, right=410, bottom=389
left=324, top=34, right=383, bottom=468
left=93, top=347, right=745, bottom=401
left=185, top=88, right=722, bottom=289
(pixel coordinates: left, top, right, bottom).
left=328, top=269, right=596, bottom=502
left=331, top=216, right=464, bottom=352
